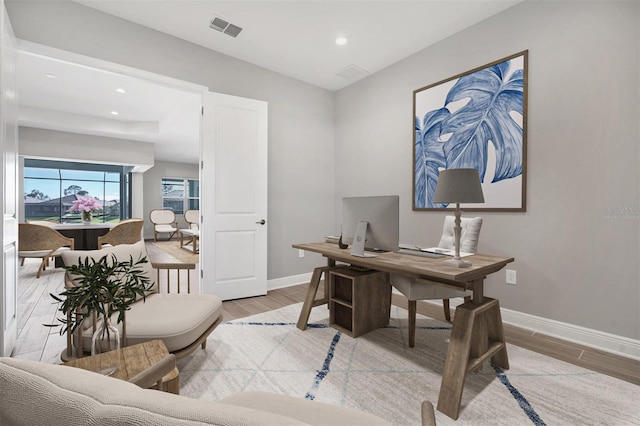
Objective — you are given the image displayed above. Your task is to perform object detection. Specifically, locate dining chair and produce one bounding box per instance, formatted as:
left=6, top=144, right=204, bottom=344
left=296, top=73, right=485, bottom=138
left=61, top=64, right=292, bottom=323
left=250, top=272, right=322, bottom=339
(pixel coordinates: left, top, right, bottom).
left=391, top=215, right=482, bottom=347
left=97, top=218, right=144, bottom=247
left=18, top=223, right=75, bottom=278
left=149, top=209, right=178, bottom=242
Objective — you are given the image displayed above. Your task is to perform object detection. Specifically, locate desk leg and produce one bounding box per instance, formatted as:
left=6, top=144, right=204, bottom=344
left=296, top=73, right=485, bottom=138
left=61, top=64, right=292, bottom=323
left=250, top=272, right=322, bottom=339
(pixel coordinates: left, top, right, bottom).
left=437, top=297, right=509, bottom=420
left=296, top=265, right=335, bottom=330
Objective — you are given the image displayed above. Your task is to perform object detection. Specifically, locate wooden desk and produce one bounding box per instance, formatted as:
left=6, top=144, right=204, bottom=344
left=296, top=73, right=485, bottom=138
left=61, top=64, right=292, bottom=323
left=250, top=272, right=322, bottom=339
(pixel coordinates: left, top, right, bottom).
left=293, top=242, right=514, bottom=420
left=64, top=340, right=179, bottom=394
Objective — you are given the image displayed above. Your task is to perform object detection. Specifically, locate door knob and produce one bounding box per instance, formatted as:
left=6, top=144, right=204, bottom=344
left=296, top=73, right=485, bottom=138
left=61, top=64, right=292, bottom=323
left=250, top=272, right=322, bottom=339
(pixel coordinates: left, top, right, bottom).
left=256, top=219, right=266, bottom=225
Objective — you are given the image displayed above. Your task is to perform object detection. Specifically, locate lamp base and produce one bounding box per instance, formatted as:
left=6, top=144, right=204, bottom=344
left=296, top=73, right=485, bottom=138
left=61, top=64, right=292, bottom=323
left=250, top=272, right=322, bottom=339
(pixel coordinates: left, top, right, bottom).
left=443, top=258, right=472, bottom=268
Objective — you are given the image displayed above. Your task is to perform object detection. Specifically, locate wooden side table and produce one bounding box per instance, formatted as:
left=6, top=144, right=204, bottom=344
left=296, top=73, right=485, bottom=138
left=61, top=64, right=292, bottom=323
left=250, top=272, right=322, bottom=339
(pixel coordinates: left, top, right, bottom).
left=179, top=229, right=199, bottom=253
left=64, top=340, right=180, bottom=394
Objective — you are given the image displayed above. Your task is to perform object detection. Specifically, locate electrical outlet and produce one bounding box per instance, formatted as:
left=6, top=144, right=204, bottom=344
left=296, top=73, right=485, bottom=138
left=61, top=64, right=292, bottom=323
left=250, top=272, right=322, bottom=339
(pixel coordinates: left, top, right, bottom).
left=506, top=269, right=517, bottom=285
left=298, top=249, right=305, bottom=258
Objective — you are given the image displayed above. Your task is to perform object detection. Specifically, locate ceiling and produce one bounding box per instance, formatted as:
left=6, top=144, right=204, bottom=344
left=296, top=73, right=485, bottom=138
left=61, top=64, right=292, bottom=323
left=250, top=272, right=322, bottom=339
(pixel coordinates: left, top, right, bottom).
left=18, top=50, right=202, bottom=164
left=17, top=1, right=520, bottom=165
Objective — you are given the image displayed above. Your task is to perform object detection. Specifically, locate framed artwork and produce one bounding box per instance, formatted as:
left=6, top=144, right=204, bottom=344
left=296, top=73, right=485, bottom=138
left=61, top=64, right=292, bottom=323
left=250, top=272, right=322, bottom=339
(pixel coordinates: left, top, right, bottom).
left=413, top=50, right=528, bottom=211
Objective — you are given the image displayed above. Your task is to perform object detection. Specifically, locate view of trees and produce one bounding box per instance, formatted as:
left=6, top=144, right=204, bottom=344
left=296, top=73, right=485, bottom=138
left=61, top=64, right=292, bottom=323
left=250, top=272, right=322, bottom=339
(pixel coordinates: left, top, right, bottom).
left=24, top=167, right=123, bottom=223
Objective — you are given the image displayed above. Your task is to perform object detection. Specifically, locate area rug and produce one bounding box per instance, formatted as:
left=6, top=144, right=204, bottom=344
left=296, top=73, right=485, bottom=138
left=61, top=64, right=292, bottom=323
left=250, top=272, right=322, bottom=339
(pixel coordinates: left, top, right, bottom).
left=152, top=240, right=199, bottom=264
left=176, top=303, right=639, bottom=425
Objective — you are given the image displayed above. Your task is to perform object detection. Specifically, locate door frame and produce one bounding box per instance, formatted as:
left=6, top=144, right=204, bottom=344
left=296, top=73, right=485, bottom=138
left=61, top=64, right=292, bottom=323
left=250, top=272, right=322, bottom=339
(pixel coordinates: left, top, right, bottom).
left=1, top=2, right=19, bottom=357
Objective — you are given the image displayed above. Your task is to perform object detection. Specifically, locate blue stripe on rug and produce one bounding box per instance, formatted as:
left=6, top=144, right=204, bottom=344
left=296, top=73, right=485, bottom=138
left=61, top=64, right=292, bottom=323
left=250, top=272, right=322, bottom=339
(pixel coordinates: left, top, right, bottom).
left=305, top=332, right=342, bottom=400
left=493, top=364, right=546, bottom=426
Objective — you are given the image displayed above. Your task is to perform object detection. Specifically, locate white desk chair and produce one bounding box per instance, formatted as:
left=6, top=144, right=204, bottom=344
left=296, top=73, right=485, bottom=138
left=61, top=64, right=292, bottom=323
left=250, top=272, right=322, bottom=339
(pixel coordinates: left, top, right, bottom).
left=392, top=216, right=482, bottom=347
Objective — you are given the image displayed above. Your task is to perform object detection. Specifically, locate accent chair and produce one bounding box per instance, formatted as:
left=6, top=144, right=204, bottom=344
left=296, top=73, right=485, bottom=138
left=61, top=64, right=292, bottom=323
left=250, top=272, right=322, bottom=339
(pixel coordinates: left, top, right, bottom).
left=149, top=209, right=177, bottom=241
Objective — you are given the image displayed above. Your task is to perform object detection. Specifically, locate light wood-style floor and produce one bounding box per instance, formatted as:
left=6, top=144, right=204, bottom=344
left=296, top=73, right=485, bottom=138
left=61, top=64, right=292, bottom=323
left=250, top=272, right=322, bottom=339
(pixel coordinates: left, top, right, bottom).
left=13, top=242, right=640, bottom=387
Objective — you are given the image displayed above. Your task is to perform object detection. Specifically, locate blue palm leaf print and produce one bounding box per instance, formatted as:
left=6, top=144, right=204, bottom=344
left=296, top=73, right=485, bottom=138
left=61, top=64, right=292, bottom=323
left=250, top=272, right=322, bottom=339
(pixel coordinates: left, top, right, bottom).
left=414, top=56, right=524, bottom=208
left=441, top=60, right=523, bottom=182
left=415, top=108, right=449, bottom=208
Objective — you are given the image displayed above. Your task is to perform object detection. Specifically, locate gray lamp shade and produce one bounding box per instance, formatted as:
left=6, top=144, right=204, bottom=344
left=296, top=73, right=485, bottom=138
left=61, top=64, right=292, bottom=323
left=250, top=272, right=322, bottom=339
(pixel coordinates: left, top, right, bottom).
left=433, top=168, right=485, bottom=204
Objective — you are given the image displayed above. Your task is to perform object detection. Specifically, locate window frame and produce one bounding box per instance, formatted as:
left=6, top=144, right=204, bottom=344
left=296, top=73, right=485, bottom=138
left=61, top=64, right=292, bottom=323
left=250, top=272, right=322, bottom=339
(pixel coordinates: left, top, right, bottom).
left=161, top=177, right=199, bottom=215
left=23, top=159, right=133, bottom=223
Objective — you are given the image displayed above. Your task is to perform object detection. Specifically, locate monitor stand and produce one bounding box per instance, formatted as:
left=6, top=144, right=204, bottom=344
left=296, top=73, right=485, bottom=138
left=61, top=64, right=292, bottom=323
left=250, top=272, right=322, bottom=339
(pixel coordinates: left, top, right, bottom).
left=350, top=221, right=377, bottom=258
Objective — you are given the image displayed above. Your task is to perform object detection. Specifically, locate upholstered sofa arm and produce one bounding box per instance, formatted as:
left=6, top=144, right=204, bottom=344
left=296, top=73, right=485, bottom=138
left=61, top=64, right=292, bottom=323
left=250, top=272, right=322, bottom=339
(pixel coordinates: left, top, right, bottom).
left=0, top=357, right=391, bottom=426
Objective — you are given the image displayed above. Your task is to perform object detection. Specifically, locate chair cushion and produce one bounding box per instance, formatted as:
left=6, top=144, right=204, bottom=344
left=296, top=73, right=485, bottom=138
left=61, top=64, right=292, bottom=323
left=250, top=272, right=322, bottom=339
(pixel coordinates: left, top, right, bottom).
left=437, top=216, right=482, bottom=253
left=79, top=293, right=223, bottom=353
left=391, top=274, right=471, bottom=300
left=155, top=224, right=177, bottom=232
left=123, top=293, right=222, bottom=352
left=18, top=250, right=53, bottom=258
left=19, top=246, right=72, bottom=258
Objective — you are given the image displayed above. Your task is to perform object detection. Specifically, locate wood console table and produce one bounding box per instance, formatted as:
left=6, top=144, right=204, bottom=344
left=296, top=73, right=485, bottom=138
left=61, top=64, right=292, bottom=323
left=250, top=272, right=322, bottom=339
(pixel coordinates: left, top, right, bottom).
left=293, top=242, right=514, bottom=420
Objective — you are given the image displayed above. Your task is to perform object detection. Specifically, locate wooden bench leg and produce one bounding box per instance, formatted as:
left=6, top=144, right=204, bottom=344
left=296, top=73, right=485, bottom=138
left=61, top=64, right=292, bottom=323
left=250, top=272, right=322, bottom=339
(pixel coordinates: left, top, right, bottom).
left=437, top=298, right=508, bottom=420
left=296, top=266, right=335, bottom=330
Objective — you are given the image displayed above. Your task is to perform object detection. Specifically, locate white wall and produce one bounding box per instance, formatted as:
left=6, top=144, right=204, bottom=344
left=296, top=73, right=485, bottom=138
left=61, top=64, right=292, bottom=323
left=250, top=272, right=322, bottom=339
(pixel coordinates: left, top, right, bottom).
left=335, top=1, right=639, bottom=340
left=6, top=1, right=336, bottom=281
left=18, top=126, right=154, bottom=169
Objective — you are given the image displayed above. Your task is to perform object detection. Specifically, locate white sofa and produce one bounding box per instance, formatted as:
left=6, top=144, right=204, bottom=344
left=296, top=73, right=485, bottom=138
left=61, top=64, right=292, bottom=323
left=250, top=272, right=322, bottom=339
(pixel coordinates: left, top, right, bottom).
left=0, top=357, right=391, bottom=425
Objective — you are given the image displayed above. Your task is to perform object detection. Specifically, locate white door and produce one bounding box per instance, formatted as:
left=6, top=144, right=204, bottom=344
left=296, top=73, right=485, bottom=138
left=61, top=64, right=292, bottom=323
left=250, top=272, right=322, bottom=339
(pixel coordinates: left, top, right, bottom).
left=1, top=4, right=19, bottom=357
left=200, top=92, right=268, bottom=300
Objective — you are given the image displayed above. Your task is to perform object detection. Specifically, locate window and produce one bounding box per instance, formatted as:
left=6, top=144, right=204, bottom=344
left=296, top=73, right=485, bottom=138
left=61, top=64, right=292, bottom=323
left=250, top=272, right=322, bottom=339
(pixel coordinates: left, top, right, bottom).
left=162, top=177, right=199, bottom=214
left=23, top=159, right=133, bottom=223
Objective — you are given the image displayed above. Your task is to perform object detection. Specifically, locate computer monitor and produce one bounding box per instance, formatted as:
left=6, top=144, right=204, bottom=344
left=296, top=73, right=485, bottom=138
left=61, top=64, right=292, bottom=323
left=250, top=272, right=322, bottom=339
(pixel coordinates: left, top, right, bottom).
left=341, top=195, right=399, bottom=257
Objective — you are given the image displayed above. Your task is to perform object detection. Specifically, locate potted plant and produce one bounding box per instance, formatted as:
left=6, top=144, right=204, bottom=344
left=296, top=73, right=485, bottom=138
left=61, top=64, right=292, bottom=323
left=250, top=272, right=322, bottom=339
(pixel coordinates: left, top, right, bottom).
left=49, top=253, right=153, bottom=374
left=69, top=196, right=101, bottom=224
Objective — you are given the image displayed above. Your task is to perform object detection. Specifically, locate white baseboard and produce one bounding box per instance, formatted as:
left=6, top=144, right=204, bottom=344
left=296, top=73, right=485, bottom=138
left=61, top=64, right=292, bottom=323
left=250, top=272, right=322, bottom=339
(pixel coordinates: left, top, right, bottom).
left=268, top=272, right=312, bottom=291
left=499, top=307, right=640, bottom=360
left=425, top=296, right=640, bottom=361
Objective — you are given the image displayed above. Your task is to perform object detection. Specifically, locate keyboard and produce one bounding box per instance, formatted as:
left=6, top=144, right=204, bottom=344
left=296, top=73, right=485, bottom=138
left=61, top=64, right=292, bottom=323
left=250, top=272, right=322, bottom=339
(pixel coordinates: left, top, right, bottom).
left=397, top=248, right=446, bottom=258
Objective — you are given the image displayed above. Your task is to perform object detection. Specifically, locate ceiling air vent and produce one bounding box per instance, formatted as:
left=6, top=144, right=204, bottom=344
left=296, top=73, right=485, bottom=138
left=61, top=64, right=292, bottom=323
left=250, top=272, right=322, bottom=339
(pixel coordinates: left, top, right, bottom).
left=209, top=16, right=243, bottom=38
left=336, top=64, right=369, bottom=81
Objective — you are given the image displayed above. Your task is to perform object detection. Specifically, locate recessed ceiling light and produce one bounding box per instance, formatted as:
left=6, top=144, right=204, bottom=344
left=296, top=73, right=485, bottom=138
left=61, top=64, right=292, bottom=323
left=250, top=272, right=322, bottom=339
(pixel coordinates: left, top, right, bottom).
left=335, top=37, right=348, bottom=46
left=45, top=73, right=56, bottom=79
left=115, top=88, right=126, bottom=94
left=110, top=111, right=119, bottom=116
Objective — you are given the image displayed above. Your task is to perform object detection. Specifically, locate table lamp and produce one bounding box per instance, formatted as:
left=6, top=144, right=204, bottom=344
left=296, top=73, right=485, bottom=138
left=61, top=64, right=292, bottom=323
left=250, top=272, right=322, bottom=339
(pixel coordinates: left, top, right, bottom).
left=433, top=168, right=485, bottom=267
